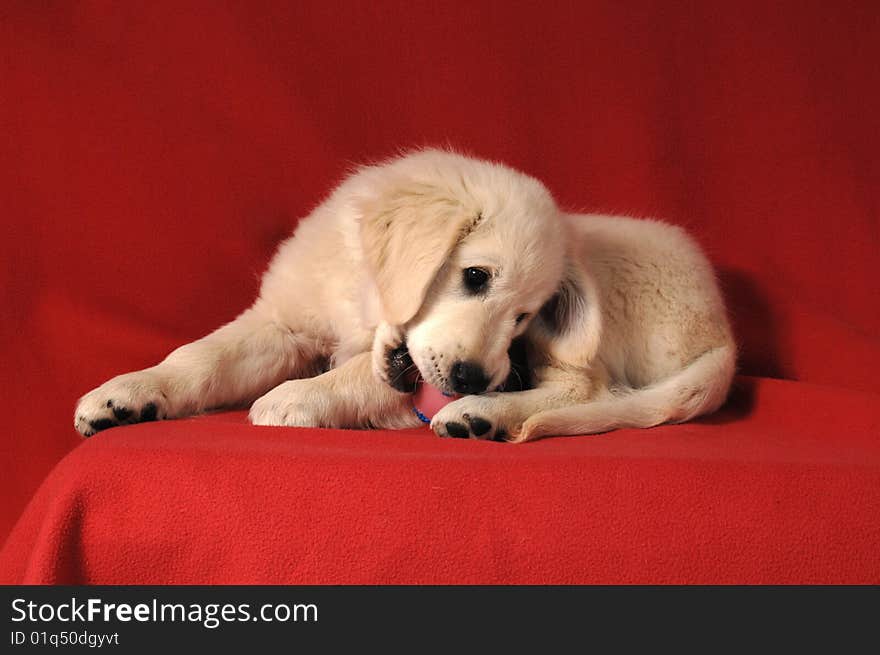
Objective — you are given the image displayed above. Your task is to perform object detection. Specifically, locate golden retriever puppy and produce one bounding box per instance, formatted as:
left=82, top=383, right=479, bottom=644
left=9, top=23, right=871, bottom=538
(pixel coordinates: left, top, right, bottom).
left=74, top=149, right=735, bottom=442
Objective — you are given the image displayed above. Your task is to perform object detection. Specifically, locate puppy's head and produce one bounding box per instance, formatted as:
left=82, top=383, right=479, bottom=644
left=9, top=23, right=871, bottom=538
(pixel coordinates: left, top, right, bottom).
left=360, top=150, right=567, bottom=394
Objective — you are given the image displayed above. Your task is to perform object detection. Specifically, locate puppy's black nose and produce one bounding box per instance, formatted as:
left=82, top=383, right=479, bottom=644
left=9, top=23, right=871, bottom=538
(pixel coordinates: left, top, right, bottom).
left=450, top=361, right=489, bottom=394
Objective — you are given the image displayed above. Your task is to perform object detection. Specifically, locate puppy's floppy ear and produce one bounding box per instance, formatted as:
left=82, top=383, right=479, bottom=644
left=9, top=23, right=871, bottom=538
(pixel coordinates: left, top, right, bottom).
left=530, top=259, right=602, bottom=368
left=359, top=179, right=477, bottom=325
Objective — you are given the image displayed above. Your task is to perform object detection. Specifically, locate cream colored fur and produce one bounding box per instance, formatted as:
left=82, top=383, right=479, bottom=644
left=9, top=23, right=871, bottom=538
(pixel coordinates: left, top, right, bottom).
left=74, top=149, right=735, bottom=442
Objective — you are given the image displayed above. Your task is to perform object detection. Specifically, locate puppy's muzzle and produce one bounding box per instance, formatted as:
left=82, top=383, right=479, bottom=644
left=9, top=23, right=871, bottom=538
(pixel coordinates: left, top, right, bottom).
left=450, top=361, right=490, bottom=395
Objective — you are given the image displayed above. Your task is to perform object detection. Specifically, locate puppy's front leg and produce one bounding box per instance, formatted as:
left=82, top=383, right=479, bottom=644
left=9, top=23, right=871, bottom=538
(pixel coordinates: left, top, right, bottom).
left=431, top=365, right=600, bottom=441
left=250, top=351, right=421, bottom=430
left=74, top=305, right=318, bottom=436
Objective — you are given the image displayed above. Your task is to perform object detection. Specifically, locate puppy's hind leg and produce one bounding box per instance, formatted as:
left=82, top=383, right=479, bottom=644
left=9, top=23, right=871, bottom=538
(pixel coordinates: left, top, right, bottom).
left=74, top=302, right=322, bottom=436
left=516, top=344, right=736, bottom=442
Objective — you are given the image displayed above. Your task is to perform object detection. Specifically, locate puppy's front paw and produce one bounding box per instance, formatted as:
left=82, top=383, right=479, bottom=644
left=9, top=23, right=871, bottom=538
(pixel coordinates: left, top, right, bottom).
left=249, top=380, right=329, bottom=428
left=430, top=394, right=517, bottom=441
left=74, top=371, right=168, bottom=437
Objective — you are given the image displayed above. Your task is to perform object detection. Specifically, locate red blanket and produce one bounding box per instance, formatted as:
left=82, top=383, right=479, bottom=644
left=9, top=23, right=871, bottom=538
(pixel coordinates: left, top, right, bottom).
left=2, top=1, right=879, bottom=583
left=3, top=378, right=879, bottom=584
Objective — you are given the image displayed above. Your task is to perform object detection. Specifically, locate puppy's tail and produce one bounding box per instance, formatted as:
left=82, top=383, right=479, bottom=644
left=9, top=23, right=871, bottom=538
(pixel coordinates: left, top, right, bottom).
left=513, top=344, right=736, bottom=443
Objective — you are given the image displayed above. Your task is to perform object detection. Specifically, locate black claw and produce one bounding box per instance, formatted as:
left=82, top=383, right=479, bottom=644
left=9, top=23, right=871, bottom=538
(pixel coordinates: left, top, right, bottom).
left=468, top=417, right=492, bottom=436
left=112, top=406, right=133, bottom=421
left=140, top=402, right=158, bottom=422
left=89, top=418, right=117, bottom=432
left=445, top=421, right=469, bottom=438
left=82, top=430, right=95, bottom=438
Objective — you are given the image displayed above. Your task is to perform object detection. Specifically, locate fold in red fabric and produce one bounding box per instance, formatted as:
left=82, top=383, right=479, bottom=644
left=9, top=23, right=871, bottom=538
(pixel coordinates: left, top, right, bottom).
left=1, top=1, right=879, bottom=582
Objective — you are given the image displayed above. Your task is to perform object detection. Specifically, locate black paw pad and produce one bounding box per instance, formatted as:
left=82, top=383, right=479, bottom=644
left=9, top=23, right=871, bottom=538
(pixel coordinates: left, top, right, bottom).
left=140, top=402, right=158, bottom=422
left=112, top=406, right=133, bottom=421
left=468, top=417, right=492, bottom=436
left=445, top=421, right=469, bottom=438
left=89, top=418, right=117, bottom=432
left=385, top=343, right=418, bottom=393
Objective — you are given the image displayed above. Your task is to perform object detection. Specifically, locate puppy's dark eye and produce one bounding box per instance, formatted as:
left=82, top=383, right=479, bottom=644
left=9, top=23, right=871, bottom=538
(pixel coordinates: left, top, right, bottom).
left=463, top=267, right=490, bottom=293
left=516, top=313, right=530, bottom=325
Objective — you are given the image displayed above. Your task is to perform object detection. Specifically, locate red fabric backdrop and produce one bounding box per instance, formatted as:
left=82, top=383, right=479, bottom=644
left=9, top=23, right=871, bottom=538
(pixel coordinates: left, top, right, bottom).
left=1, top=1, right=878, bottom=544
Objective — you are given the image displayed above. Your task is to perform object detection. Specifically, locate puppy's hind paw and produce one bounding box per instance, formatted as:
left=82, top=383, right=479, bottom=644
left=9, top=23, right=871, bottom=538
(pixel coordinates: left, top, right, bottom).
left=430, top=394, right=514, bottom=441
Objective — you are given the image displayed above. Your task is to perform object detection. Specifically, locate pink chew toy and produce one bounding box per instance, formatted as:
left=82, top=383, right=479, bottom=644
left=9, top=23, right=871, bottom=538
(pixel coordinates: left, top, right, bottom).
left=412, top=382, right=460, bottom=423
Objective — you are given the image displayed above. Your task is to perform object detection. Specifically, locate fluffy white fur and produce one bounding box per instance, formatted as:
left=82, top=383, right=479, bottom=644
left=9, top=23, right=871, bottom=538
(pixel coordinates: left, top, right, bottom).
left=74, top=149, right=735, bottom=442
